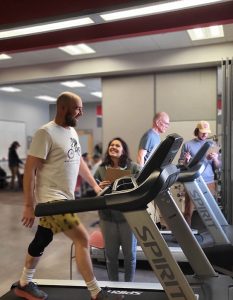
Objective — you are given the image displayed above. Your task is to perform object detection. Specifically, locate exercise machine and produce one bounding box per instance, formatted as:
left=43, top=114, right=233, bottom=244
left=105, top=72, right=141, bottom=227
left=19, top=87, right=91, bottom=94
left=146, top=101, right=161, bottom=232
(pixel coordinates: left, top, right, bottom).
left=34, top=134, right=233, bottom=299
left=177, top=141, right=233, bottom=275
left=5, top=134, right=233, bottom=300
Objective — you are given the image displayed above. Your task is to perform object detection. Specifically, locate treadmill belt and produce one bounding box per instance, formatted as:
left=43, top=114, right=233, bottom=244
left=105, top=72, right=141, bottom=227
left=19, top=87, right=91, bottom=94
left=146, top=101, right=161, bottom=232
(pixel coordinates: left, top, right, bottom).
left=1, top=285, right=169, bottom=300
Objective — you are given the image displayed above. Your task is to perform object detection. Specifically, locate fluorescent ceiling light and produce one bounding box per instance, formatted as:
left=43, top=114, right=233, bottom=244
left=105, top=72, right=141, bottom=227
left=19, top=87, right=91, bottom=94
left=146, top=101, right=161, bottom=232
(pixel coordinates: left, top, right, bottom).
left=59, top=44, right=95, bottom=55
left=0, top=17, right=94, bottom=39
left=35, top=95, right=57, bottom=102
left=60, top=81, right=85, bottom=88
left=0, top=87, right=21, bottom=92
left=209, top=25, right=224, bottom=37
left=100, top=0, right=223, bottom=21
left=0, top=53, right=12, bottom=60
left=187, top=25, right=224, bottom=40
left=91, top=92, right=102, bottom=98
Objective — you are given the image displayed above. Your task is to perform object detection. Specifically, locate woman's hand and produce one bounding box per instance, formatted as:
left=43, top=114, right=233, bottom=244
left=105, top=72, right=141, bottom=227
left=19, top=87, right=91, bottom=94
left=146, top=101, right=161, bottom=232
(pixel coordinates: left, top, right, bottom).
left=99, top=180, right=111, bottom=189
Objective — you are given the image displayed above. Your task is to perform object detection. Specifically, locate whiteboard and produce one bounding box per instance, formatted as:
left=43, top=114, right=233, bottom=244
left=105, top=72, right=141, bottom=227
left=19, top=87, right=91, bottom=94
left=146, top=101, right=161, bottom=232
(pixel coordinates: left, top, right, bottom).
left=0, top=120, right=27, bottom=160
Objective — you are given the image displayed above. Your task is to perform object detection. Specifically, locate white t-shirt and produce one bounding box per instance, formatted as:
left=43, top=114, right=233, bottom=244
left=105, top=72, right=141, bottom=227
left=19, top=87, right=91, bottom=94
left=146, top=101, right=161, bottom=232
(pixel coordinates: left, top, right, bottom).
left=29, top=121, right=81, bottom=203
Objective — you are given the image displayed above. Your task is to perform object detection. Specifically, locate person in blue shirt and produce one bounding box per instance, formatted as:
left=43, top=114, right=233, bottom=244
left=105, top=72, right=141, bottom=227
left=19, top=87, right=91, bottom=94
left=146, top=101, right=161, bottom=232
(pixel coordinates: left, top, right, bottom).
left=137, top=112, right=170, bottom=166
left=179, top=121, right=221, bottom=226
left=137, top=112, right=170, bottom=228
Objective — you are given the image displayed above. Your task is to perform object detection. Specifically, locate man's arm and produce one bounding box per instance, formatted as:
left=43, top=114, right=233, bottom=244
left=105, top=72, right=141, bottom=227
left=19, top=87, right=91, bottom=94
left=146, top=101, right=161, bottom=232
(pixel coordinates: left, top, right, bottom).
left=79, top=157, right=102, bottom=194
left=137, top=149, right=147, bottom=167
left=22, top=155, right=43, bottom=228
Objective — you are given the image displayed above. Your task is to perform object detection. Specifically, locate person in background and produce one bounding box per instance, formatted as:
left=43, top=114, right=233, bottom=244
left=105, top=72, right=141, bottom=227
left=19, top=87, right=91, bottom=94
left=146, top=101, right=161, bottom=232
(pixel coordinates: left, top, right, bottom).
left=91, top=153, right=102, bottom=175
left=82, top=152, right=92, bottom=169
left=81, top=152, right=95, bottom=197
left=94, top=137, right=141, bottom=282
left=94, top=143, right=103, bottom=157
left=8, top=141, right=24, bottom=190
left=137, top=112, right=170, bottom=227
left=12, top=92, right=111, bottom=300
left=137, top=112, right=170, bottom=166
left=179, top=120, right=221, bottom=226
left=0, top=165, right=7, bottom=189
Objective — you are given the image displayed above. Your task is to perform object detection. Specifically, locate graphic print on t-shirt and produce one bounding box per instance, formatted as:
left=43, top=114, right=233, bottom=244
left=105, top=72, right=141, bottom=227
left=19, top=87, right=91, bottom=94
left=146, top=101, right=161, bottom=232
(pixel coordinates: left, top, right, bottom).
left=67, top=137, right=81, bottom=160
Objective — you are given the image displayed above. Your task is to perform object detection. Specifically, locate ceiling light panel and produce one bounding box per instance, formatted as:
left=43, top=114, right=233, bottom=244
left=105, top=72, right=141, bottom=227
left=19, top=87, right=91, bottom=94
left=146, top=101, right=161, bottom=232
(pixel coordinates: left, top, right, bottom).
left=100, top=0, right=224, bottom=21
left=0, top=53, right=12, bottom=60
left=0, top=17, right=94, bottom=39
left=0, top=87, right=21, bottom=92
left=91, top=92, right=102, bottom=98
left=60, top=81, right=85, bottom=88
left=35, top=95, right=56, bottom=101
left=187, top=25, right=224, bottom=40
left=58, top=44, right=96, bottom=55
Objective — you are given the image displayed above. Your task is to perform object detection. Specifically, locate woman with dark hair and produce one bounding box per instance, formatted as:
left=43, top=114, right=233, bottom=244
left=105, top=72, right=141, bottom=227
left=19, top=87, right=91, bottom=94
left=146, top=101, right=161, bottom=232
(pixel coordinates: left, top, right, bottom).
left=8, top=141, right=24, bottom=190
left=94, top=137, right=141, bottom=282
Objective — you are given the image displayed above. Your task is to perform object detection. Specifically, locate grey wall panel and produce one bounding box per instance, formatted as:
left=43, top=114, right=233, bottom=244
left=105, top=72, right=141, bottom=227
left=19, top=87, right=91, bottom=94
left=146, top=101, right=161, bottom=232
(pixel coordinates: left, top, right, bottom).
left=102, top=75, right=155, bottom=161
left=155, top=68, right=217, bottom=121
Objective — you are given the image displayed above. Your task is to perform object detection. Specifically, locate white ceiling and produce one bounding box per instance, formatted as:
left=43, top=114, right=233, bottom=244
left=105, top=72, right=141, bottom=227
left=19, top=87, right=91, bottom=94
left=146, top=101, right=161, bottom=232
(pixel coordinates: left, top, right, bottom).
left=1, top=23, right=233, bottom=104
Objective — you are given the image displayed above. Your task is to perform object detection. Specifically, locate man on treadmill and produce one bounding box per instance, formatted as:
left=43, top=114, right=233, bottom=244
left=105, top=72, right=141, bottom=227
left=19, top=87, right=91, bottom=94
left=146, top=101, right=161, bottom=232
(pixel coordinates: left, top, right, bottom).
left=12, top=92, right=112, bottom=300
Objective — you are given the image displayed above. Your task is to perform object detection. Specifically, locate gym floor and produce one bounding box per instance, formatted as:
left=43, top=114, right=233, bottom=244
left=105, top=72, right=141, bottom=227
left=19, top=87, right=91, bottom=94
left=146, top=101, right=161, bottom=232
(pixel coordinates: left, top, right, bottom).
left=0, top=190, right=156, bottom=297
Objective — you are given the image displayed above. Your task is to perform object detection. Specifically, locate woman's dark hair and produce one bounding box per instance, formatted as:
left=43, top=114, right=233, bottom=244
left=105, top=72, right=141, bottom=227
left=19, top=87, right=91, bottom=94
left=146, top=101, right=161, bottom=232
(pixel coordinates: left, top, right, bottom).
left=194, top=128, right=199, bottom=136
left=9, top=141, right=20, bottom=149
left=102, top=137, right=131, bottom=168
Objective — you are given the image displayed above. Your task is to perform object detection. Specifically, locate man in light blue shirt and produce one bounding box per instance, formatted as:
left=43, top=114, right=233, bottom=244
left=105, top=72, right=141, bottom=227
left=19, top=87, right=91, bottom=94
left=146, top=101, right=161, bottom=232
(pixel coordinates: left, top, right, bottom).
left=137, top=112, right=170, bottom=166
left=137, top=112, right=170, bottom=227
left=179, top=121, right=221, bottom=226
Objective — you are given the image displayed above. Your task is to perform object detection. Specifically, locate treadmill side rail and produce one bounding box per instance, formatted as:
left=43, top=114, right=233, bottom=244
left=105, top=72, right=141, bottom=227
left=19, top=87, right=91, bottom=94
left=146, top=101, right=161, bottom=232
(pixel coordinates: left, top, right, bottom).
left=155, top=190, right=217, bottom=278
left=184, top=181, right=230, bottom=245
left=196, top=176, right=228, bottom=226
left=124, top=210, right=198, bottom=300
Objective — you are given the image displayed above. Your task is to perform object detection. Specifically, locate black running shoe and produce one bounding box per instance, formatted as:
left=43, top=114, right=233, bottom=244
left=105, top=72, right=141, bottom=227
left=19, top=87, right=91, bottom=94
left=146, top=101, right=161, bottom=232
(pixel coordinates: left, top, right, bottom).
left=12, top=281, right=48, bottom=300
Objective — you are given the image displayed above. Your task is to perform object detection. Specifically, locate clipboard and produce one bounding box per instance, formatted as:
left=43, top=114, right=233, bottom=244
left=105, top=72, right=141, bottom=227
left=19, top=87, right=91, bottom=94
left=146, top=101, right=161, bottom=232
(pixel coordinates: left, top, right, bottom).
left=104, top=168, right=131, bottom=183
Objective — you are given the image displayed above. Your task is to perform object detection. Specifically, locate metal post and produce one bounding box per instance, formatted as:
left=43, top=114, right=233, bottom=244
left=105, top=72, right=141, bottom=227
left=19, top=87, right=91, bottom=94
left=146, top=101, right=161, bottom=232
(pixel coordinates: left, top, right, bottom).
left=221, top=59, right=233, bottom=224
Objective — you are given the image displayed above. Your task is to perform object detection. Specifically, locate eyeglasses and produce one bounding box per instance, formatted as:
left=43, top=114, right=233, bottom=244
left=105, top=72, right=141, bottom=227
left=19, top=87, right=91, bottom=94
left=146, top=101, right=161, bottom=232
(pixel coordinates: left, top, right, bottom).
left=160, top=120, right=170, bottom=126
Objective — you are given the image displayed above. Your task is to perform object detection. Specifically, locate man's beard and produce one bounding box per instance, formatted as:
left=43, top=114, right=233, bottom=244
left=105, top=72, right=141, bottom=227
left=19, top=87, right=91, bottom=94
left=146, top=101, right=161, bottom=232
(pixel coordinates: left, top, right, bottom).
left=65, top=114, right=77, bottom=127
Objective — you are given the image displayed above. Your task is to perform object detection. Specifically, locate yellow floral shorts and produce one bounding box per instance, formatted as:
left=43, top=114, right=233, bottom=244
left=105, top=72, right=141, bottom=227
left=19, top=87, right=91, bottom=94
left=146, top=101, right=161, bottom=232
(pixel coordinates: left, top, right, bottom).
left=39, top=212, right=80, bottom=234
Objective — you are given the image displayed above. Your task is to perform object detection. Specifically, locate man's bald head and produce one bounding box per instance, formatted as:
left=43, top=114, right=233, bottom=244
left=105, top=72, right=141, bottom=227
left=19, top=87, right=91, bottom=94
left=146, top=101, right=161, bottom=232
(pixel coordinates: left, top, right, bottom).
left=55, top=92, right=83, bottom=127
left=57, top=92, right=82, bottom=108
left=153, top=112, right=170, bottom=134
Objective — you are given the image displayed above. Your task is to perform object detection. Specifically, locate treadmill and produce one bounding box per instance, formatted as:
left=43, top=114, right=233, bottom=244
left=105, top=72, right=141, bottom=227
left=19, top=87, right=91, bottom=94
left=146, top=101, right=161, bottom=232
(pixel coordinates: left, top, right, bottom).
left=177, top=141, right=233, bottom=275
left=5, top=133, right=233, bottom=300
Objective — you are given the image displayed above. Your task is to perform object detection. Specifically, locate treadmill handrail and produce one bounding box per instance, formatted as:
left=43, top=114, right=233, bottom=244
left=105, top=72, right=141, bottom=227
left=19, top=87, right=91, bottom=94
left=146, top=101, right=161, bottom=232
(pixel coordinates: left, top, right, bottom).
left=35, top=164, right=180, bottom=217
left=178, top=162, right=207, bottom=182
left=136, top=133, right=183, bottom=185
left=178, top=141, right=211, bottom=182
left=187, top=141, right=211, bottom=169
